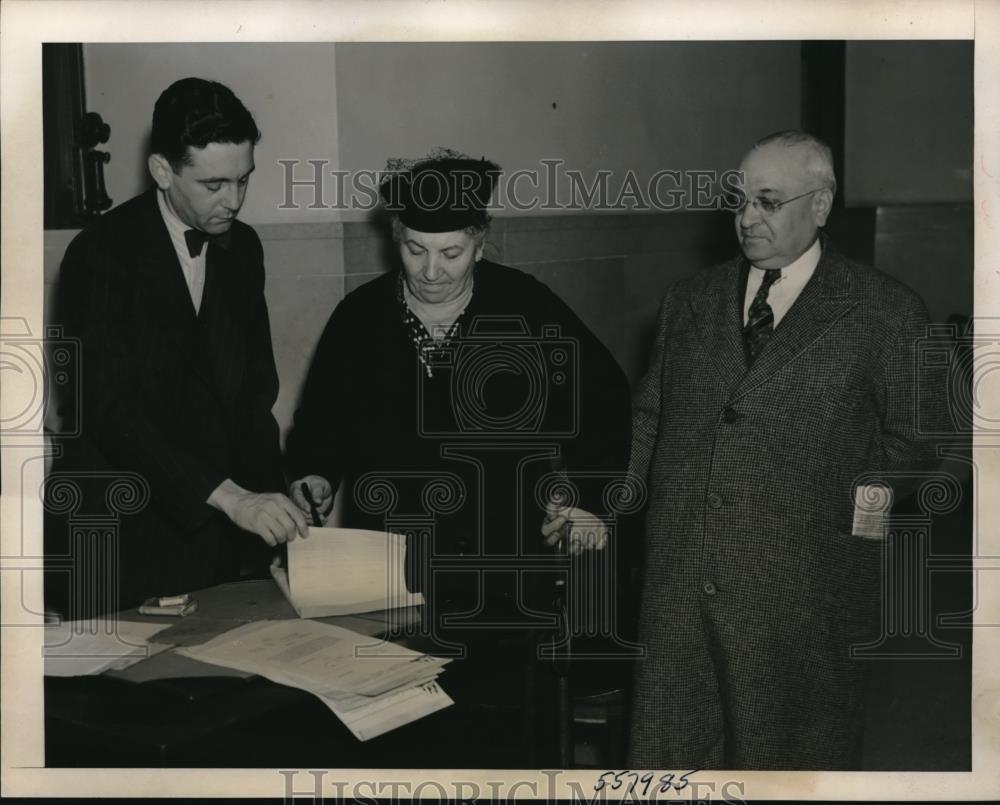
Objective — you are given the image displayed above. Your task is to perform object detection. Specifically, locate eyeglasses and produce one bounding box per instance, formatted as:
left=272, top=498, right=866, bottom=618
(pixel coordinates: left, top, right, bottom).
left=733, top=187, right=827, bottom=216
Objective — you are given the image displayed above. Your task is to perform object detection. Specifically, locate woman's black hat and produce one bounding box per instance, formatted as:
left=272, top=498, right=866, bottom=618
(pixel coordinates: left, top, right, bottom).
left=380, top=154, right=501, bottom=232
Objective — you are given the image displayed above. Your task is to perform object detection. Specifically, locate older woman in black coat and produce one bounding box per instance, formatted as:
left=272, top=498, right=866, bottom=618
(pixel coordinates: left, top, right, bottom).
left=285, top=153, right=632, bottom=766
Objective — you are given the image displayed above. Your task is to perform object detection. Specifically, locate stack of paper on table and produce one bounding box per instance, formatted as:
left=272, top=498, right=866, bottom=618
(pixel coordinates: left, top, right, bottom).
left=43, top=619, right=173, bottom=677
left=272, top=527, right=424, bottom=618
left=176, top=619, right=452, bottom=741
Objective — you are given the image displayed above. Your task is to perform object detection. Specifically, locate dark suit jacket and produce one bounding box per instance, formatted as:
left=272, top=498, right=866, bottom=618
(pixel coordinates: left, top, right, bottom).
left=627, top=239, right=947, bottom=770
left=45, top=188, right=284, bottom=617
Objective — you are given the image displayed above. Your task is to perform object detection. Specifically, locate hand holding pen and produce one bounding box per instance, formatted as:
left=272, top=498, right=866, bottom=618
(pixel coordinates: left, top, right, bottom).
left=290, top=474, right=333, bottom=528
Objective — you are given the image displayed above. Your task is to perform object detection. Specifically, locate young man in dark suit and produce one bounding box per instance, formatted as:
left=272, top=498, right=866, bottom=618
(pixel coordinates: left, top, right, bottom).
left=45, top=78, right=306, bottom=620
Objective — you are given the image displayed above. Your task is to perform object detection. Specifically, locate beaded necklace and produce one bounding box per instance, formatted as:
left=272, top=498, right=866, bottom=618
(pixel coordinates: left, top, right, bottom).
left=397, top=272, right=472, bottom=378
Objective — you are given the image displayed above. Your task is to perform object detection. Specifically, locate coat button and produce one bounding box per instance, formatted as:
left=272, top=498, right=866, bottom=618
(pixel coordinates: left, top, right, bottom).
left=707, top=493, right=723, bottom=509
left=722, top=406, right=741, bottom=423
left=703, top=581, right=717, bottom=596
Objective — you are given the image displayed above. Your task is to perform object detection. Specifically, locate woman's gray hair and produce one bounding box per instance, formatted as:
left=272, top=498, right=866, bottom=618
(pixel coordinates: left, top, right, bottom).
left=390, top=214, right=491, bottom=245
left=752, top=130, right=837, bottom=196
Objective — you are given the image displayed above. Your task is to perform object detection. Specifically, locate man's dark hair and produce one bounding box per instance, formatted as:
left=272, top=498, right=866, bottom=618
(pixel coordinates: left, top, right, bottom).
left=151, top=77, right=261, bottom=170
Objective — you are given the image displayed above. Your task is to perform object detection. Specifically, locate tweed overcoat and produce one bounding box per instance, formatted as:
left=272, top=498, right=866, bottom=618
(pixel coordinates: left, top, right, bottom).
left=627, top=241, right=944, bottom=770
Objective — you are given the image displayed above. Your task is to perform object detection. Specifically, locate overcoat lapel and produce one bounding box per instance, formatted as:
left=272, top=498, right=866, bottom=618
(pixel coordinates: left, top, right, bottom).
left=689, top=259, right=748, bottom=392
left=731, top=246, right=858, bottom=401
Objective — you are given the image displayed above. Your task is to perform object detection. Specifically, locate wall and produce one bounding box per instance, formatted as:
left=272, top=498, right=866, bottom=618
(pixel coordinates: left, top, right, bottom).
left=844, top=41, right=973, bottom=205
left=333, top=41, right=802, bottom=388
left=335, top=42, right=801, bottom=218
left=82, top=42, right=340, bottom=225
left=843, top=41, right=974, bottom=323
left=255, top=223, right=343, bottom=433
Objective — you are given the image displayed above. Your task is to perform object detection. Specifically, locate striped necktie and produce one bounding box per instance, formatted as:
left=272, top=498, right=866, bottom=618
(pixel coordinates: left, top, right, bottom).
left=744, top=268, right=782, bottom=363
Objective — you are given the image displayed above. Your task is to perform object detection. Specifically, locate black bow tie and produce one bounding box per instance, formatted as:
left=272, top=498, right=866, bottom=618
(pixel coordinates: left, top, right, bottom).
left=183, top=228, right=231, bottom=258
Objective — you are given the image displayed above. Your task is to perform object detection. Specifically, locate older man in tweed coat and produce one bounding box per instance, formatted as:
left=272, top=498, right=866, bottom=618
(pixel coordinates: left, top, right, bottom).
left=625, top=131, right=945, bottom=770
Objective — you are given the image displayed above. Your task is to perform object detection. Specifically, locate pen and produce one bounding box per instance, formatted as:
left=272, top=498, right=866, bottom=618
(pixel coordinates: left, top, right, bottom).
left=300, top=482, right=323, bottom=528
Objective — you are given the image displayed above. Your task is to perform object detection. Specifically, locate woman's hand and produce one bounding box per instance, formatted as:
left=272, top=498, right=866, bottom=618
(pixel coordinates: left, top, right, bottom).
left=540, top=500, right=609, bottom=555
left=290, top=475, right=334, bottom=524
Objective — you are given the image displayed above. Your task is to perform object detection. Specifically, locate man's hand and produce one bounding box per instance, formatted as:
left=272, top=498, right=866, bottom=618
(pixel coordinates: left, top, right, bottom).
left=289, top=475, right=334, bottom=524
left=208, top=479, right=308, bottom=546
left=541, top=500, right=609, bottom=555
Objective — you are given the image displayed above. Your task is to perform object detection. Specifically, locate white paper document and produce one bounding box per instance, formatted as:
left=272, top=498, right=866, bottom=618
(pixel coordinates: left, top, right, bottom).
left=176, top=619, right=452, bottom=740
left=852, top=483, right=893, bottom=540
left=43, top=619, right=173, bottom=677
left=279, top=527, right=424, bottom=618
left=329, top=680, right=453, bottom=742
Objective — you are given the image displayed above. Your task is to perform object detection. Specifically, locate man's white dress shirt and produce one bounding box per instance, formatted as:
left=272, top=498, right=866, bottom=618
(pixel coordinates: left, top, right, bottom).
left=742, top=238, right=822, bottom=327
left=157, top=190, right=207, bottom=314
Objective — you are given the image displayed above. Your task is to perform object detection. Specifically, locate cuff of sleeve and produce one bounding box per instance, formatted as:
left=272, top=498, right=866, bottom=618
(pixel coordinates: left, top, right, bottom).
left=166, top=466, right=230, bottom=533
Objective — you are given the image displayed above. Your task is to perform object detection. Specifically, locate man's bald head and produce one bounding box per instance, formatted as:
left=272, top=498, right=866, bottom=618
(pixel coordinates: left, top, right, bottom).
left=748, top=131, right=837, bottom=196
left=734, top=131, right=836, bottom=269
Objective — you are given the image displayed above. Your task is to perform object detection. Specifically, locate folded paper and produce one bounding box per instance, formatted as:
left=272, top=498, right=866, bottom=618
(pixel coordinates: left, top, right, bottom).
left=274, top=527, right=424, bottom=618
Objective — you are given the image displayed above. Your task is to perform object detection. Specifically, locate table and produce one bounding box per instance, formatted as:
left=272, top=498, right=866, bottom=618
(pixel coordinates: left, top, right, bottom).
left=44, top=580, right=578, bottom=768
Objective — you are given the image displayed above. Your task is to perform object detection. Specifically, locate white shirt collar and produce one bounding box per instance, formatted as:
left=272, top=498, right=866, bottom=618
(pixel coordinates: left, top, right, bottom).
left=155, top=188, right=207, bottom=314
left=157, top=189, right=191, bottom=240
left=743, top=237, right=823, bottom=328
left=752, top=236, right=822, bottom=279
